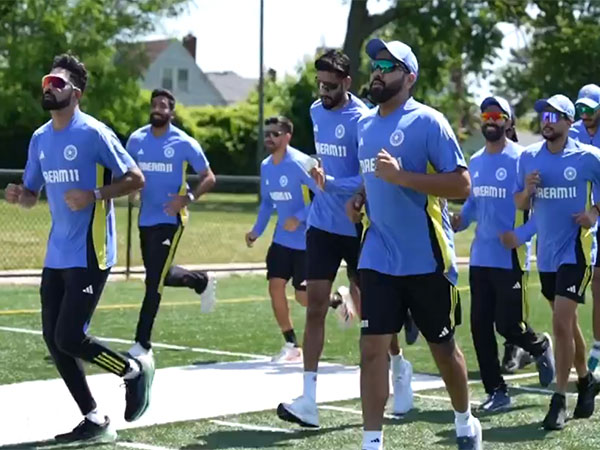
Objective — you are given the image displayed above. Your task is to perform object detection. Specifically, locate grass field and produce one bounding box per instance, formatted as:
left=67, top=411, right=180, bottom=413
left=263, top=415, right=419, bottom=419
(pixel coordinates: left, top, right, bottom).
left=0, top=268, right=598, bottom=449
left=0, top=195, right=475, bottom=271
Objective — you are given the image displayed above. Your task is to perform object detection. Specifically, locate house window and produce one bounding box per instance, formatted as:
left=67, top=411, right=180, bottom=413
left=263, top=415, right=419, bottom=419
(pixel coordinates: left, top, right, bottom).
left=162, top=68, right=173, bottom=90
left=178, top=68, right=189, bottom=92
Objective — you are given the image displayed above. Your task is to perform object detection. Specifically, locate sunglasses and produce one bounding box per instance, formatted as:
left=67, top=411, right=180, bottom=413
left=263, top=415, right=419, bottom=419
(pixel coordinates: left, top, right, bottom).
left=315, top=77, right=341, bottom=92
left=264, top=130, right=284, bottom=138
left=481, top=111, right=509, bottom=122
left=576, top=104, right=598, bottom=118
left=370, top=59, right=410, bottom=74
left=541, top=111, right=568, bottom=123
left=41, top=74, right=76, bottom=91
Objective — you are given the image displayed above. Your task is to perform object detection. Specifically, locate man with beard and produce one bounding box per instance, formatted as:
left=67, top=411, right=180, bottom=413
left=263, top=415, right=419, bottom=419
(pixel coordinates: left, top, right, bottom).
left=514, top=94, right=600, bottom=430
left=346, top=39, right=480, bottom=450
left=452, top=96, right=555, bottom=413
left=245, top=116, right=318, bottom=362
left=125, top=89, right=216, bottom=362
left=277, top=50, right=414, bottom=429
left=5, top=54, right=152, bottom=443
left=569, top=84, right=600, bottom=371
left=348, top=39, right=482, bottom=450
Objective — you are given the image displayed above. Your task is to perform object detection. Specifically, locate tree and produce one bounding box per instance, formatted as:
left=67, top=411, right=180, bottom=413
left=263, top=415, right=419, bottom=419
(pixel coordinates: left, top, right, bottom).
left=0, top=0, right=189, bottom=138
left=497, top=0, right=600, bottom=120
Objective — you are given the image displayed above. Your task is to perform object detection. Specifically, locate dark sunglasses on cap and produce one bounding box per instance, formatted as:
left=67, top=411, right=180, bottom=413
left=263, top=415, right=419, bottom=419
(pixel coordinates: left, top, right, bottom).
left=576, top=103, right=599, bottom=118
left=41, top=74, right=78, bottom=91
left=370, top=59, right=410, bottom=74
left=264, top=130, right=284, bottom=138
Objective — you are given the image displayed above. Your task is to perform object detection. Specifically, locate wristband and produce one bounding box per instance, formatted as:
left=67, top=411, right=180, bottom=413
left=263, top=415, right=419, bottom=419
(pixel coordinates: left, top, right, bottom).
left=187, top=192, right=196, bottom=202
left=93, top=189, right=102, bottom=200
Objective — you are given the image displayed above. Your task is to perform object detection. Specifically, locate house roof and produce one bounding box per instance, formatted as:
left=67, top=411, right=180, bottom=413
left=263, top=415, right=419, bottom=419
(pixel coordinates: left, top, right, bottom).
left=143, top=39, right=175, bottom=65
left=206, top=71, right=257, bottom=104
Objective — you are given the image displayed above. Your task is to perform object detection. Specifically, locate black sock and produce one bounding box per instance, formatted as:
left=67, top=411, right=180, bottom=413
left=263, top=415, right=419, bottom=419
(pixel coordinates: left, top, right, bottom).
left=283, top=329, right=297, bottom=347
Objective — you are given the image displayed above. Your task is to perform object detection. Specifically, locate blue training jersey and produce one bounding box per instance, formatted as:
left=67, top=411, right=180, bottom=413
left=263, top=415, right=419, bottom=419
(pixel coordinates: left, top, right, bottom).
left=252, top=147, right=317, bottom=250
left=308, top=93, right=369, bottom=237
left=23, top=108, right=136, bottom=269
left=515, top=138, right=600, bottom=271
left=357, top=97, right=466, bottom=283
left=126, top=124, right=209, bottom=227
left=458, top=140, right=532, bottom=270
left=570, top=121, right=600, bottom=147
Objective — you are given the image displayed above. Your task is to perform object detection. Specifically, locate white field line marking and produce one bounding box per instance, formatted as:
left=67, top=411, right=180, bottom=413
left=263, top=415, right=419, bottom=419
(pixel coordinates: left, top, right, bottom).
left=116, top=442, right=177, bottom=450
left=210, top=419, right=297, bottom=433
left=414, top=393, right=482, bottom=407
left=319, top=405, right=398, bottom=420
left=0, top=326, right=268, bottom=360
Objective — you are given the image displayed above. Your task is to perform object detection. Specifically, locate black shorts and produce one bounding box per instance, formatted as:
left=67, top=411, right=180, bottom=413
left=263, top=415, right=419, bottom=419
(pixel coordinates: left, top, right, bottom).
left=359, top=269, right=461, bottom=343
left=539, top=264, right=592, bottom=304
left=306, top=226, right=362, bottom=282
left=266, top=243, right=307, bottom=291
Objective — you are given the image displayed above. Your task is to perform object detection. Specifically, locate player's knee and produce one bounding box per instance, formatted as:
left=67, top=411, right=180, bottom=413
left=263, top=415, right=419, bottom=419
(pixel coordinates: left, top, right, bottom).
left=54, top=328, right=84, bottom=356
left=306, top=300, right=328, bottom=323
left=360, top=336, right=388, bottom=365
left=429, top=337, right=459, bottom=362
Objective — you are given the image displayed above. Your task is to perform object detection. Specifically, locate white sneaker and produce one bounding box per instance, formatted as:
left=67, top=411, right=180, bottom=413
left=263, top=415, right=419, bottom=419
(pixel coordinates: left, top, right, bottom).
left=332, top=286, right=356, bottom=329
left=456, top=416, right=482, bottom=450
left=200, top=274, right=217, bottom=313
left=277, top=395, right=319, bottom=428
left=392, top=357, right=413, bottom=415
left=127, top=342, right=153, bottom=359
left=272, top=342, right=303, bottom=363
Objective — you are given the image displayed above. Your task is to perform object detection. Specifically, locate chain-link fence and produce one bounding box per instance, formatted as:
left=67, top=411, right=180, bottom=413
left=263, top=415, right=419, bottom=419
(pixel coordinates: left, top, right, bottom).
left=0, top=170, right=277, bottom=274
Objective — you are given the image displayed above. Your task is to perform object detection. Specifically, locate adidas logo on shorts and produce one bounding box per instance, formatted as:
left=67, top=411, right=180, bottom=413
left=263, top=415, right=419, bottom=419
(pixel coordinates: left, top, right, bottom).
left=360, top=320, right=369, bottom=328
left=512, top=281, right=521, bottom=289
left=82, top=285, right=94, bottom=295
left=567, top=285, right=577, bottom=294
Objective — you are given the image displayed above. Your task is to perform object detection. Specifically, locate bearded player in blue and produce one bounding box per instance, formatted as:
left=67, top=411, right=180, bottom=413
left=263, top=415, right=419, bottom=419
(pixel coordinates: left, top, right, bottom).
left=347, top=39, right=481, bottom=450
left=569, top=84, right=600, bottom=371
left=453, top=96, right=554, bottom=413
left=5, top=54, right=152, bottom=443
left=277, top=50, right=414, bottom=430
left=126, top=89, right=217, bottom=364
left=515, top=94, right=600, bottom=430
left=246, top=116, right=318, bottom=363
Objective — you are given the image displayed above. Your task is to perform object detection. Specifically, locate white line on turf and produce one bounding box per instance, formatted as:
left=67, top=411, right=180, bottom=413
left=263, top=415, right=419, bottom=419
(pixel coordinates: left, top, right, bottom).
left=116, top=442, right=177, bottom=450
left=413, top=393, right=482, bottom=407
left=0, top=325, right=268, bottom=360
left=210, top=419, right=297, bottom=433
left=319, top=405, right=398, bottom=419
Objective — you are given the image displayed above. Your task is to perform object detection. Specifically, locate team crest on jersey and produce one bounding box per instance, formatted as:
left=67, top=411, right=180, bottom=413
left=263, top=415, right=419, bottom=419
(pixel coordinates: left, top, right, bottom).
left=164, top=146, right=175, bottom=158
left=39, top=151, right=45, bottom=160
left=564, top=166, right=577, bottom=181
left=495, top=167, right=507, bottom=181
left=279, top=175, right=288, bottom=187
left=335, top=124, right=345, bottom=139
left=390, top=130, right=404, bottom=147
left=63, top=145, right=78, bottom=161
left=313, top=124, right=319, bottom=133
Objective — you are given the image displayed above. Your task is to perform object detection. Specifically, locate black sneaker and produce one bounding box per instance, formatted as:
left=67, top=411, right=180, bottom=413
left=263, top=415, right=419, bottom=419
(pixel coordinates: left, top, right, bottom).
left=543, top=393, right=567, bottom=430
left=54, top=416, right=116, bottom=443
left=124, top=354, right=155, bottom=422
left=501, top=343, right=522, bottom=374
left=573, top=372, right=600, bottom=419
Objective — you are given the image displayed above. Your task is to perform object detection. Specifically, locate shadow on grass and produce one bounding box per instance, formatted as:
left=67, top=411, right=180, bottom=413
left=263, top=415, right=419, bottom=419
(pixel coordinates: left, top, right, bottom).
left=182, top=423, right=358, bottom=449
left=0, top=439, right=111, bottom=449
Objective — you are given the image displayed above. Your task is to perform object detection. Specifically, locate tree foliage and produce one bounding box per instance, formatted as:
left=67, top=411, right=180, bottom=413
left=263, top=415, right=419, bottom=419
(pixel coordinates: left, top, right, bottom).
left=0, top=0, right=189, bottom=137
left=497, top=0, right=600, bottom=119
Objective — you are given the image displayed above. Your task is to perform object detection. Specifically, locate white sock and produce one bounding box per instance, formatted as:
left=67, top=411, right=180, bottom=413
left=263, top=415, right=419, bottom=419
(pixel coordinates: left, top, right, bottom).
left=390, top=353, right=403, bottom=376
left=123, top=358, right=141, bottom=380
left=85, top=409, right=105, bottom=425
left=454, top=406, right=474, bottom=436
left=362, top=430, right=383, bottom=449
left=303, top=371, right=317, bottom=402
